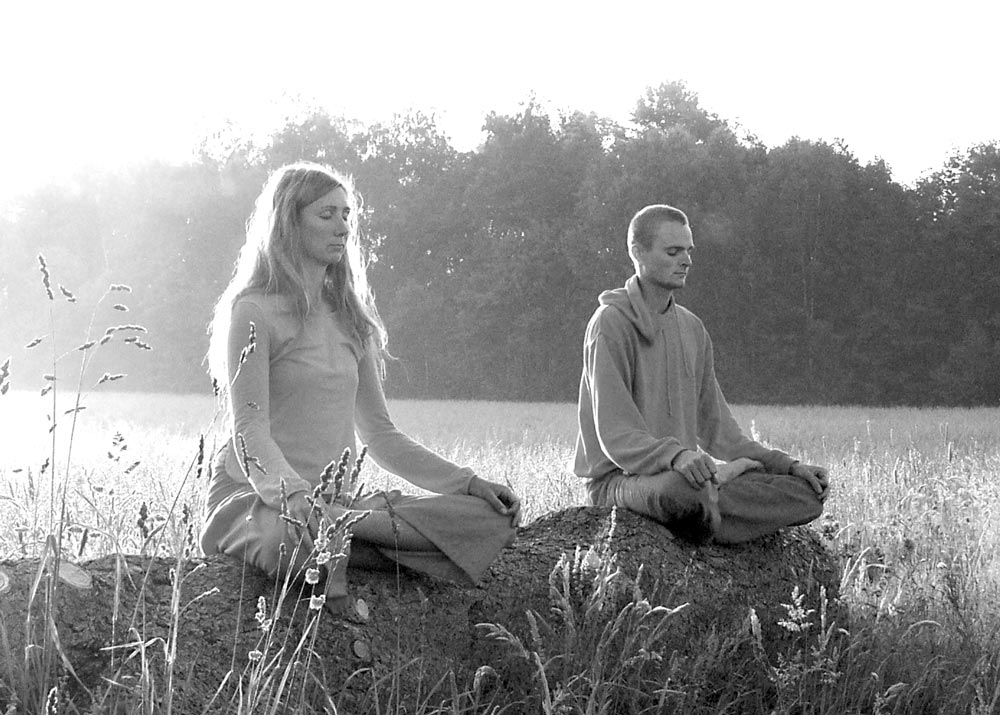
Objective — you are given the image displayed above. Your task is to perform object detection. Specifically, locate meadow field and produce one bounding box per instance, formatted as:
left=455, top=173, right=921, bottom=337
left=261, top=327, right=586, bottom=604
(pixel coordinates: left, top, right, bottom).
left=1, top=391, right=999, bottom=712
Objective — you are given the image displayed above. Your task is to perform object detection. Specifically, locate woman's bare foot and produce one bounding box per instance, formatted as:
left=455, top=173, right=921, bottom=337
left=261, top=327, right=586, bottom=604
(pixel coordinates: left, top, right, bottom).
left=322, top=594, right=352, bottom=618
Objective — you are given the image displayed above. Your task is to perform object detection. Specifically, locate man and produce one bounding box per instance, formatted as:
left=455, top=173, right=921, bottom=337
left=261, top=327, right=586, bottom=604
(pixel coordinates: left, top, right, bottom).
left=574, top=204, right=828, bottom=543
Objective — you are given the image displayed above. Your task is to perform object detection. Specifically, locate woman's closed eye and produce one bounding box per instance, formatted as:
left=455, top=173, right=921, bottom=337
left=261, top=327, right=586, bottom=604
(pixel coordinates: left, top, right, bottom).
left=319, top=207, right=350, bottom=221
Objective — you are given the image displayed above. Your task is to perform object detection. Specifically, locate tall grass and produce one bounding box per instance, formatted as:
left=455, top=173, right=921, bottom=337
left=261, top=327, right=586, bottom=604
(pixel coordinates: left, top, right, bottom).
left=1, top=257, right=999, bottom=711
left=4, top=393, right=999, bottom=712
left=0, top=258, right=366, bottom=714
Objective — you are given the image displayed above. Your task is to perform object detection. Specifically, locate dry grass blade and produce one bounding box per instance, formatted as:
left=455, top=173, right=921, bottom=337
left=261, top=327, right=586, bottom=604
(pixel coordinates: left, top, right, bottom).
left=45, top=613, right=93, bottom=701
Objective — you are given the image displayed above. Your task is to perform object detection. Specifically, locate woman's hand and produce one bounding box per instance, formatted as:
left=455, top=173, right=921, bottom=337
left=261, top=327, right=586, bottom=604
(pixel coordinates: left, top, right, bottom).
left=468, top=475, right=522, bottom=527
left=286, top=491, right=318, bottom=523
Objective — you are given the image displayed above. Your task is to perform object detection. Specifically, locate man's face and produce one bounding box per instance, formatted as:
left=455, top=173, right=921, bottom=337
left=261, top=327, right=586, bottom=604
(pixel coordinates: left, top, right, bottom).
left=633, top=220, right=694, bottom=291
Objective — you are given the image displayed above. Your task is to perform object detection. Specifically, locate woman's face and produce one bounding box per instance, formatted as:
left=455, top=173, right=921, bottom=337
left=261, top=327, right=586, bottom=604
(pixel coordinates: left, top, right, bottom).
left=298, top=186, right=352, bottom=268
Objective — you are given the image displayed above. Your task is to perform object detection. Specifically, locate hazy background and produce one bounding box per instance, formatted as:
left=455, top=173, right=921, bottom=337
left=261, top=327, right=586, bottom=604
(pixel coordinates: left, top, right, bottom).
left=2, top=0, right=998, bottom=406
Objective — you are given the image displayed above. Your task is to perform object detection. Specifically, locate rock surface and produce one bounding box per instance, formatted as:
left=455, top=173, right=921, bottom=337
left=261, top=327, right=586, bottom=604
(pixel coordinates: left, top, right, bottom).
left=0, top=507, right=839, bottom=712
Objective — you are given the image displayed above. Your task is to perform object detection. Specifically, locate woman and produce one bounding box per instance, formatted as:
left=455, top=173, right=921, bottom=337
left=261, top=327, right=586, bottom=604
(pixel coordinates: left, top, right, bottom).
left=202, top=162, right=520, bottom=606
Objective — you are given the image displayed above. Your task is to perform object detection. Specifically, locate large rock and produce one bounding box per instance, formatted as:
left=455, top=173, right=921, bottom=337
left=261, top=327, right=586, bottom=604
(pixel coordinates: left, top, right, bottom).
left=0, top=507, right=839, bottom=713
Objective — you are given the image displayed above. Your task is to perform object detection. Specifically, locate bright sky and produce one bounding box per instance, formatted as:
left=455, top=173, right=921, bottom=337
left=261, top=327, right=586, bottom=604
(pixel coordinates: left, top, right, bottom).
left=1, top=0, right=997, bottom=205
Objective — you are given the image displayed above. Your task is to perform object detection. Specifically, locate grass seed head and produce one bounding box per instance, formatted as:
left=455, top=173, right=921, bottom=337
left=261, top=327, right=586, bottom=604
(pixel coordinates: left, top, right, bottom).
left=236, top=433, right=266, bottom=477
left=137, top=501, right=150, bottom=540
left=182, top=509, right=196, bottom=558
left=279, top=477, right=289, bottom=517
left=96, top=373, right=126, bottom=386
left=238, top=322, right=257, bottom=366
left=195, top=434, right=205, bottom=479
left=351, top=446, right=368, bottom=484
left=37, top=254, right=53, bottom=300
left=321, top=449, right=351, bottom=501
left=380, top=491, right=400, bottom=538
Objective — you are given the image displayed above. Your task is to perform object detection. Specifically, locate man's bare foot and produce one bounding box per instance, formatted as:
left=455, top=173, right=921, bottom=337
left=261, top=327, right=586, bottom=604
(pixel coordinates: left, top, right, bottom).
left=705, top=481, right=721, bottom=536
left=715, top=458, right=763, bottom=485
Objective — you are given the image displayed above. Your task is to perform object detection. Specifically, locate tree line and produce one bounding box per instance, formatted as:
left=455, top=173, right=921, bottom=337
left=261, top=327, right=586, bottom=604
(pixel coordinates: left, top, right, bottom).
left=2, top=82, right=998, bottom=406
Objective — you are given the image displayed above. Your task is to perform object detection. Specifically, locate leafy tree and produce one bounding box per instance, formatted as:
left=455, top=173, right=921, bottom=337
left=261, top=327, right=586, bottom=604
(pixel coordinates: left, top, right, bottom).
left=931, top=320, right=1000, bottom=405
left=916, top=142, right=1000, bottom=403
left=738, top=139, right=924, bottom=403
left=3, top=93, right=996, bottom=407
left=633, top=80, right=728, bottom=143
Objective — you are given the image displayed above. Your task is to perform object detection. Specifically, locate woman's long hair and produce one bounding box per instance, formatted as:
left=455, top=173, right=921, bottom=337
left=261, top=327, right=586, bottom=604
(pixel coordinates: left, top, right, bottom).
left=207, top=162, right=387, bottom=401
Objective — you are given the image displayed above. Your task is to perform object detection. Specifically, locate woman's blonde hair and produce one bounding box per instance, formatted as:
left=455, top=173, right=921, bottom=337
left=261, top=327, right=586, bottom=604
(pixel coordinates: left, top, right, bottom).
left=207, top=162, right=386, bottom=399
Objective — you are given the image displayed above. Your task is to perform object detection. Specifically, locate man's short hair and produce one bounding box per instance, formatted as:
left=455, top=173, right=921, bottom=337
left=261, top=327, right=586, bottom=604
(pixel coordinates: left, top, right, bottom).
left=627, top=204, right=689, bottom=251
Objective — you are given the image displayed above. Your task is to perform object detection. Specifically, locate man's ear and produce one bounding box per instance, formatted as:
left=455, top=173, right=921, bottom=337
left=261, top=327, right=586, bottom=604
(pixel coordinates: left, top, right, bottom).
left=628, top=240, right=643, bottom=266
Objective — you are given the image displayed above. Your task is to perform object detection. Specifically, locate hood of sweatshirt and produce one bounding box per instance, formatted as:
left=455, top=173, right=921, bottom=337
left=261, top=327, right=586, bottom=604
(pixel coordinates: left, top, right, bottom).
left=597, top=274, right=671, bottom=343
left=597, top=274, right=691, bottom=378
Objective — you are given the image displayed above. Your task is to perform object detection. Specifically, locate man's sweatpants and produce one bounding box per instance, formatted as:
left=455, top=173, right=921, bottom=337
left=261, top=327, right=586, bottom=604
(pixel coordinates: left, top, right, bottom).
left=586, top=470, right=823, bottom=544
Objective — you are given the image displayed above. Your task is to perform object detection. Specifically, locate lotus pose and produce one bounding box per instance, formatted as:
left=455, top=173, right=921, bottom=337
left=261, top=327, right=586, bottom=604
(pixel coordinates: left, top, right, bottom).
left=202, top=162, right=520, bottom=604
left=574, top=204, right=828, bottom=543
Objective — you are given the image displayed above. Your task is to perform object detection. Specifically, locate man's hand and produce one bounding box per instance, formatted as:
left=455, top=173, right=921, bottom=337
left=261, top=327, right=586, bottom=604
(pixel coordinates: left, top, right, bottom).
left=790, top=462, right=830, bottom=501
left=715, top=457, right=763, bottom=485
left=468, top=475, right=522, bottom=526
left=671, top=449, right=717, bottom=490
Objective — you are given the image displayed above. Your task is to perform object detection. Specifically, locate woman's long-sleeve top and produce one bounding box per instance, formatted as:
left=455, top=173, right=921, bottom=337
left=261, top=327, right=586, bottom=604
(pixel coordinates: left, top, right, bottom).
left=218, top=293, right=473, bottom=508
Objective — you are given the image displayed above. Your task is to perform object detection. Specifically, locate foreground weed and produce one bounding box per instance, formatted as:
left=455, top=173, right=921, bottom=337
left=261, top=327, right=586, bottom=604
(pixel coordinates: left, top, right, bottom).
left=0, top=256, right=202, bottom=714
left=195, top=448, right=377, bottom=715
left=480, top=513, right=686, bottom=714
left=0, top=256, right=154, bottom=712
left=749, top=586, right=845, bottom=714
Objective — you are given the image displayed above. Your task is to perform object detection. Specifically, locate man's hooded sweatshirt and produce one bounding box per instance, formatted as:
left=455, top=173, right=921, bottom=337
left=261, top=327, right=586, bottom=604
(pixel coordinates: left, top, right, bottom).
left=574, top=275, right=795, bottom=480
